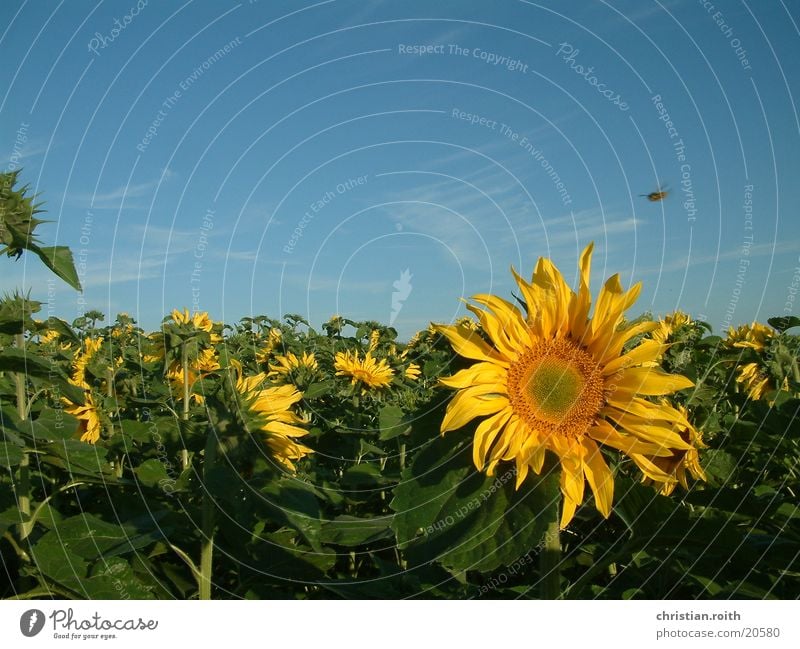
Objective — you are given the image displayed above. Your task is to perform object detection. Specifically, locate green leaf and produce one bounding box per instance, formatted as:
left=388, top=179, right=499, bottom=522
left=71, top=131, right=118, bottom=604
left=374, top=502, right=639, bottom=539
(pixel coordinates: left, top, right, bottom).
left=303, top=380, right=335, bottom=399
left=319, top=515, right=394, bottom=547
left=85, top=557, right=157, bottom=599
left=0, top=441, right=23, bottom=467
left=33, top=245, right=82, bottom=291
left=28, top=407, right=79, bottom=441
left=0, top=347, right=85, bottom=405
left=341, top=462, right=389, bottom=487
left=768, top=316, right=800, bottom=333
left=134, top=458, right=172, bottom=488
left=379, top=404, right=410, bottom=440
left=39, top=439, right=114, bottom=479
left=391, top=433, right=552, bottom=573
left=33, top=513, right=165, bottom=562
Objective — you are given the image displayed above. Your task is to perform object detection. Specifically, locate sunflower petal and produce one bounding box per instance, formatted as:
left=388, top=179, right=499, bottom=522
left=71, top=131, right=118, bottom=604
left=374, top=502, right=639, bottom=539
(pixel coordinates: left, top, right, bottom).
left=582, top=438, right=613, bottom=518
left=432, top=323, right=509, bottom=365
left=472, top=409, right=512, bottom=470
left=441, top=388, right=508, bottom=433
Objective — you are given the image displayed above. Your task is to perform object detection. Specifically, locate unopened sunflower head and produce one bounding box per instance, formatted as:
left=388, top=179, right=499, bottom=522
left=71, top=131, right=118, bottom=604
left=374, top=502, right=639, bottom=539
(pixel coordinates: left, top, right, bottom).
left=434, top=243, right=700, bottom=528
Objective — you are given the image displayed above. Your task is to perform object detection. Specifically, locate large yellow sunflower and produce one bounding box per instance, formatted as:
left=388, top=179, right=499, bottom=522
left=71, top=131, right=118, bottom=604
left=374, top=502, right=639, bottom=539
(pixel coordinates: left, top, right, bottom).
left=334, top=350, right=394, bottom=390
left=434, top=243, right=700, bottom=527
left=232, top=362, right=312, bottom=471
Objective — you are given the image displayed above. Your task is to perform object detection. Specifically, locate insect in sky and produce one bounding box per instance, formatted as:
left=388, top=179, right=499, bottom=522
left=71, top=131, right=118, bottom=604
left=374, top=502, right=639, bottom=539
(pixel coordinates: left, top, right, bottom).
left=641, top=185, right=669, bottom=201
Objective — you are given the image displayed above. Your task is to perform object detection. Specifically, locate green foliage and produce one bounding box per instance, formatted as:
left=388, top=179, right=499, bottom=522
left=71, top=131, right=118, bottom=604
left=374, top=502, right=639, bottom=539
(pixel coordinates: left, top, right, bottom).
left=0, top=308, right=798, bottom=600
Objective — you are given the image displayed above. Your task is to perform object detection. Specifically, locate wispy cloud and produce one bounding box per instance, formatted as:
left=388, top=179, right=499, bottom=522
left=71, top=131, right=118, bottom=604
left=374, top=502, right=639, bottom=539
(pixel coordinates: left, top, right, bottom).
left=70, top=179, right=167, bottom=210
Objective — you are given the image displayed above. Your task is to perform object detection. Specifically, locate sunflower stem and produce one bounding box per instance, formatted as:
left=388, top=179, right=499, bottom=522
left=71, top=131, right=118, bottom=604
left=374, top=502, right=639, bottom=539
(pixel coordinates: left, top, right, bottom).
left=181, top=342, right=190, bottom=472
left=14, top=333, right=31, bottom=541
left=199, top=426, right=218, bottom=600
left=539, top=466, right=561, bottom=600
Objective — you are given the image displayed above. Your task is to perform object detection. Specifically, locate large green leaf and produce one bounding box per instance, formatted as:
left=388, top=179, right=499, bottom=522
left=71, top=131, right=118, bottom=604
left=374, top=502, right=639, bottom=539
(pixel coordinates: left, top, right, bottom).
left=33, top=513, right=165, bottom=562
left=0, top=347, right=85, bottom=405
left=379, top=404, right=410, bottom=441
left=319, top=515, right=394, bottom=547
left=32, top=245, right=82, bottom=292
left=0, top=441, right=23, bottom=467
left=391, top=432, right=553, bottom=573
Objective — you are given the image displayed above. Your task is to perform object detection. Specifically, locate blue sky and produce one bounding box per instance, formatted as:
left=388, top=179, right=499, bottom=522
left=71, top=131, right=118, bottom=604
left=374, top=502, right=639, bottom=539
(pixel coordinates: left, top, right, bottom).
left=2, top=0, right=798, bottom=339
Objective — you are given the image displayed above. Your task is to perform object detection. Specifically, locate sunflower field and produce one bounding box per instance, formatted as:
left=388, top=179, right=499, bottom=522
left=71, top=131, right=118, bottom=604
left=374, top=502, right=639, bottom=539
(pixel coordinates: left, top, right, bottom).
left=2, top=172, right=800, bottom=600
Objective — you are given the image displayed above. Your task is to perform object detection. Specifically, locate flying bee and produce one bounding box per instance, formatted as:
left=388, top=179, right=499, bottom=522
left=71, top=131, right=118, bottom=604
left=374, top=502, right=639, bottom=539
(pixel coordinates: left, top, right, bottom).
left=641, top=184, right=669, bottom=202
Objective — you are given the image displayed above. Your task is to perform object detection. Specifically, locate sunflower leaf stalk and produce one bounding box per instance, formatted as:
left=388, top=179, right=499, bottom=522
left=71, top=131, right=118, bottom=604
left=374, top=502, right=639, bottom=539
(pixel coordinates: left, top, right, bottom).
left=199, top=425, right=218, bottom=600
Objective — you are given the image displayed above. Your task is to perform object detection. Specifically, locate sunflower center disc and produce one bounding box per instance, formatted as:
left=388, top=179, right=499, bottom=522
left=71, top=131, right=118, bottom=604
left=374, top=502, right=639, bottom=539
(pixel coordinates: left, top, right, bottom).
left=525, top=359, right=584, bottom=423
left=506, top=337, right=605, bottom=439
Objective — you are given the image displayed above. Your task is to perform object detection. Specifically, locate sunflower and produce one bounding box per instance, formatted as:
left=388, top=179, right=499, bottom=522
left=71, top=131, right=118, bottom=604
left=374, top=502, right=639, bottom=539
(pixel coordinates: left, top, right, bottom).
left=735, top=362, right=772, bottom=401
left=71, top=337, right=104, bottom=389
left=368, top=329, right=381, bottom=352
left=255, top=328, right=284, bottom=365
left=434, top=243, right=700, bottom=527
left=63, top=392, right=102, bottom=444
left=726, top=322, right=774, bottom=351
left=651, top=310, right=692, bottom=344
left=405, top=362, right=422, bottom=381
left=644, top=404, right=706, bottom=495
left=334, top=350, right=394, bottom=390
left=268, top=351, right=319, bottom=378
left=232, top=362, right=312, bottom=471
left=167, top=347, right=221, bottom=403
